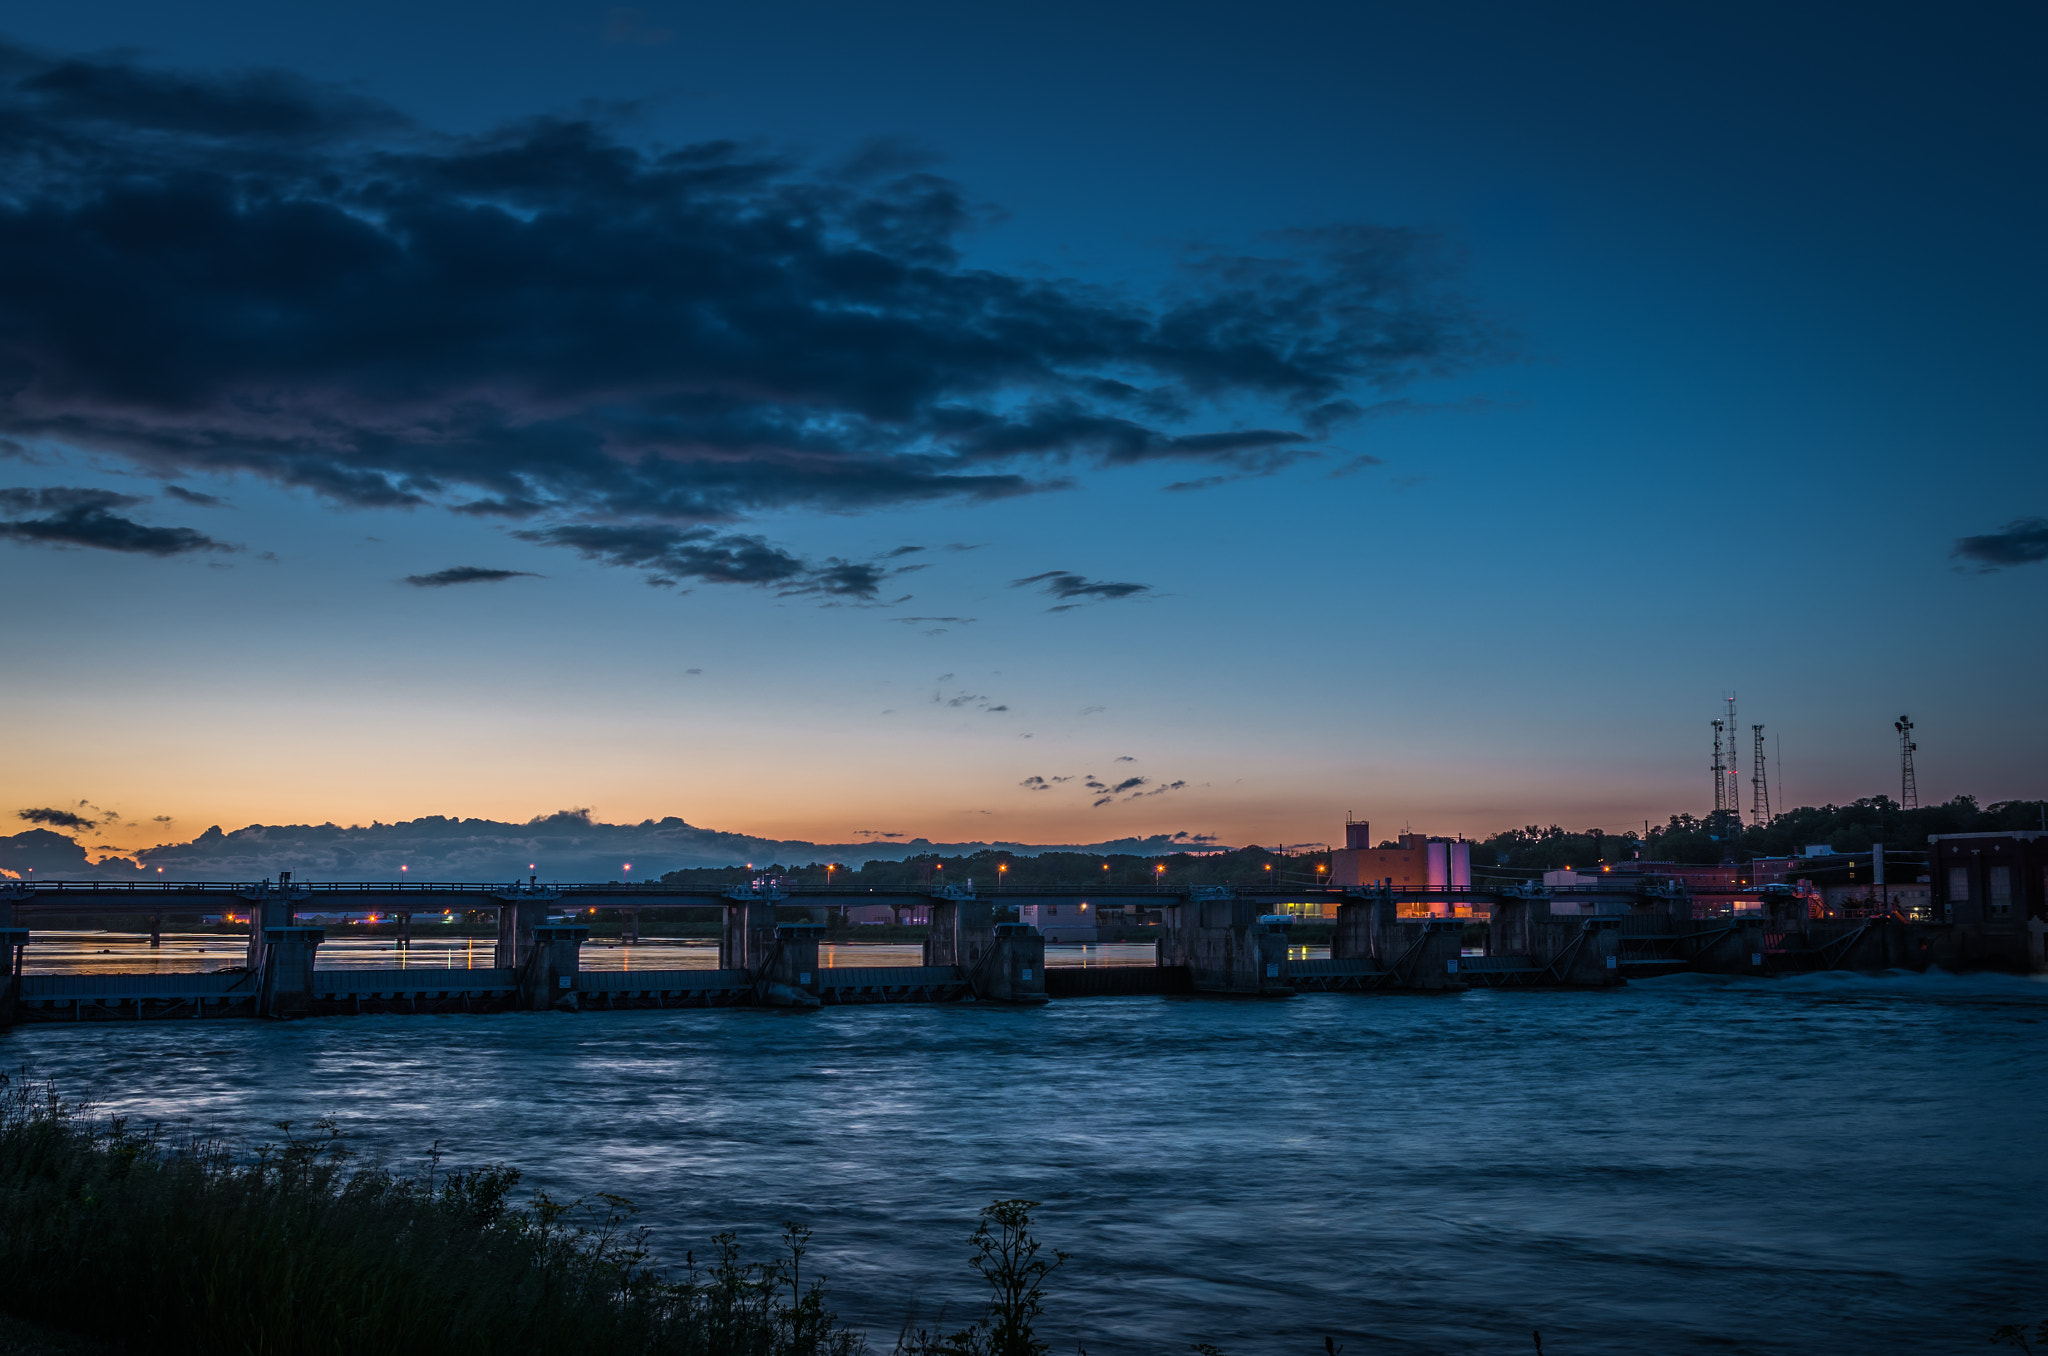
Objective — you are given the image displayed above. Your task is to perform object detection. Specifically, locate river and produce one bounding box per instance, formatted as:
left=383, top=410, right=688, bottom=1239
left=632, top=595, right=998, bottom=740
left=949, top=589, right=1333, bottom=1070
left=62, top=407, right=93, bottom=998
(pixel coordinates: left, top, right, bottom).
left=5, top=967, right=2043, bottom=1354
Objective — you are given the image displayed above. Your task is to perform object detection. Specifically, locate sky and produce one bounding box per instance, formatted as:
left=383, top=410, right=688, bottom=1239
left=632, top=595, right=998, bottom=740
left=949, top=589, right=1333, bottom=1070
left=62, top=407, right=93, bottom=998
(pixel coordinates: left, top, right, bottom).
left=0, top=0, right=2043, bottom=874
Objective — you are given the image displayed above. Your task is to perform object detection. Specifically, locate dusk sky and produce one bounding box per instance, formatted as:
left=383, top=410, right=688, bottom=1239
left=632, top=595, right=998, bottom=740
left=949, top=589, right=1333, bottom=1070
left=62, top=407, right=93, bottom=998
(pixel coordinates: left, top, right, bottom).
left=1, top=0, right=2042, bottom=868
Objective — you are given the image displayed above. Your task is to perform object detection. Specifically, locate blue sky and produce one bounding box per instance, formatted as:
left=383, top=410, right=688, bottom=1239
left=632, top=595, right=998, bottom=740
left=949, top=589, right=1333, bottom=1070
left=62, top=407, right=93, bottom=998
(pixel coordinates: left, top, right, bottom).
left=0, top=0, right=2041, bottom=862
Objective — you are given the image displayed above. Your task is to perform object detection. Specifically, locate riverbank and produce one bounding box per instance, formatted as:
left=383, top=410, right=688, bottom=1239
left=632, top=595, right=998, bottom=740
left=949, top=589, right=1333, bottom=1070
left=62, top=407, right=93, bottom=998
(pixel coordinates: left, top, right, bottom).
left=0, top=1072, right=1096, bottom=1356
left=0, top=1077, right=884, bottom=1356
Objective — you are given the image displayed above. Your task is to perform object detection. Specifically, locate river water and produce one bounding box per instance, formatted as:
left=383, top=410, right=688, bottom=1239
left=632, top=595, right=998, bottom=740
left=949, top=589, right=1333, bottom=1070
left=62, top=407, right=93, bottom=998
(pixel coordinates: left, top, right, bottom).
left=5, top=968, right=2043, bottom=1354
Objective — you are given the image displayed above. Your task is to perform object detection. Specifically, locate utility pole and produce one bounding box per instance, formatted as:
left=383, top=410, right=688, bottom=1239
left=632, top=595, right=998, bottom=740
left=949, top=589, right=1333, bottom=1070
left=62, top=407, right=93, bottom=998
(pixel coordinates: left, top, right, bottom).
left=1895, top=716, right=1918, bottom=810
left=1751, top=724, right=1770, bottom=826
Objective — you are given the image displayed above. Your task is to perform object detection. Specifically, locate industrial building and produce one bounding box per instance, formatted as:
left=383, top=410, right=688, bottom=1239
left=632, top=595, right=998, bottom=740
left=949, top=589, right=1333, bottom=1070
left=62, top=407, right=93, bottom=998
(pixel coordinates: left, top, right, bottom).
left=1928, top=832, right=2046, bottom=926
left=1324, top=820, right=1475, bottom=918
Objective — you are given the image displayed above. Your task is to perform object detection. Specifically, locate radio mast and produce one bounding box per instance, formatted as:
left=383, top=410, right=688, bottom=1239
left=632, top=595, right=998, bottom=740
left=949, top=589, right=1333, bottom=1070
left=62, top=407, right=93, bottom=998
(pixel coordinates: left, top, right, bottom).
left=1711, top=719, right=1727, bottom=816
left=1724, top=694, right=1742, bottom=825
left=1895, top=715, right=1918, bottom=809
left=1751, top=724, right=1770, bottom=825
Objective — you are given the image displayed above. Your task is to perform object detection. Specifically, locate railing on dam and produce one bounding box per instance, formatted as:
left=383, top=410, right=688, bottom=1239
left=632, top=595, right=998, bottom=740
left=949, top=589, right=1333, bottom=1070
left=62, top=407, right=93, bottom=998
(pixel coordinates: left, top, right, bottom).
left=310, top=968, right=516, bottom=998
left=20, top=971, right=258, bottom=1001
left=574, top=969, right=750, bottom=994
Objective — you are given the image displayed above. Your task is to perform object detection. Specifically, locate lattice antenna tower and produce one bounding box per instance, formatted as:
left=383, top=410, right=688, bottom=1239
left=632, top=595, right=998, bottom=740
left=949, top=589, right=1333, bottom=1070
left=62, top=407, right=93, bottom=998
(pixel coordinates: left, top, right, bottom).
left=1751, top=724, right=1770, bottom=825
left=1724, top=693, right=1742, bottom=824
left=1711, top=719, right=1727, bottom=815
left=1895, top=715, right=1918, bottom=809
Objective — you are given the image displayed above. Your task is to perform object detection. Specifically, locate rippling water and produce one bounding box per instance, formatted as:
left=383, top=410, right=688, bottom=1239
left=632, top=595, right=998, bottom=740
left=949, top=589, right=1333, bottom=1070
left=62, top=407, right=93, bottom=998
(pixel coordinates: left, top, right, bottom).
left=7, top=971, right=2043, bottom=1353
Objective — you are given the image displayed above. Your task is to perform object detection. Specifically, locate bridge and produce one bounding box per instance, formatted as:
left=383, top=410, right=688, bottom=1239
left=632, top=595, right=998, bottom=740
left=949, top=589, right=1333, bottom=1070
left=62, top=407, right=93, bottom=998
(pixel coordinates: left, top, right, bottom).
left=0, top=873, right=1953, bottom=1025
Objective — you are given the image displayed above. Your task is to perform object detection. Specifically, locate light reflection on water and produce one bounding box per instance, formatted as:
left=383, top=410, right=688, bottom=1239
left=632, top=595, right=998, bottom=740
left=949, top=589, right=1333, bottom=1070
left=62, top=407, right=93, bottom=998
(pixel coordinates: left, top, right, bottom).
left=6, top=970, right=2041, bottom=1354
left=20, top=933, right=1219, bottom=974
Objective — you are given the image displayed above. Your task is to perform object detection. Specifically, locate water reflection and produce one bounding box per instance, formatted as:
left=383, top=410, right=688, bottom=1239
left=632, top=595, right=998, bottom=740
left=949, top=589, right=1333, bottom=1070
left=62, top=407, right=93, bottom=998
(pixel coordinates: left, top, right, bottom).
left=20, top=933, right=1226, bottom=974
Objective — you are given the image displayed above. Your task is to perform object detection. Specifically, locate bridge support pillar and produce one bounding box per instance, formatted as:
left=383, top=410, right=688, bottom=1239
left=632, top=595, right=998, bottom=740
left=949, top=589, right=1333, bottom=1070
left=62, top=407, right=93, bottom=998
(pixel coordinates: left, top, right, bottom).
left=242, top=876, right=307, bottom=974
left=1550, top=917, right=1623, bottom=985
left=149, top=913, right=161, bottom=949
left=495, top=900, right=551, bottom=970
left=0, top=928, right=27, bottom=1030
left=396, top=912, right=412, bottom=949
left=518, top=924, right=588, bottom=1010
left=924, top=897, right=993, bottom=972
left=759, top=923, right=823, bottom=1007
left=623, top=909, right=640, bottom=945
left=1372, top=918, right=1465, bottom=990
left=1331, top=890, right=1391, bottom=962
left=259, top=926, right=325, bottom=1018
left=1163, top=894, right=1294, bottom=995
left=980, top=922, right=1047, bottom=1004
left=721, top=897, right=781, bottom=972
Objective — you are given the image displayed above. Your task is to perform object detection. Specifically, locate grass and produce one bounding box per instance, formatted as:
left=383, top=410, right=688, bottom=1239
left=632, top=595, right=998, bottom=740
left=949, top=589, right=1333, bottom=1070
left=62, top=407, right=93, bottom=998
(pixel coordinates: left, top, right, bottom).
left=0, top=1074, right=867, bottom=1356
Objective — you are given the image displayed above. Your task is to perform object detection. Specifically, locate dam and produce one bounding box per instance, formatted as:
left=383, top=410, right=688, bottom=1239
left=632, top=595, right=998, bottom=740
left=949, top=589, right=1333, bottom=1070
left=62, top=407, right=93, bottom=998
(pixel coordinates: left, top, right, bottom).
left=0, top=871, right=2007, bottom=1024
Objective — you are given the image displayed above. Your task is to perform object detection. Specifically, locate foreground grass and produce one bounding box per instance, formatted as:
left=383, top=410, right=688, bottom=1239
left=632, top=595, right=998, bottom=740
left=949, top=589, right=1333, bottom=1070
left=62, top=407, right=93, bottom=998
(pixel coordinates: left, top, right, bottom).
left=0, top=1075, right=865, bottom=1356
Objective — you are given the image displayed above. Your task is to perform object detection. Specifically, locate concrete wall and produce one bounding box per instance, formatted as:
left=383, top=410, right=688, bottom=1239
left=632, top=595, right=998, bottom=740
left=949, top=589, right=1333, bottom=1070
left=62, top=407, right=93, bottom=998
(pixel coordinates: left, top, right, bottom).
left=1160, top=895, right=1292, bottom=995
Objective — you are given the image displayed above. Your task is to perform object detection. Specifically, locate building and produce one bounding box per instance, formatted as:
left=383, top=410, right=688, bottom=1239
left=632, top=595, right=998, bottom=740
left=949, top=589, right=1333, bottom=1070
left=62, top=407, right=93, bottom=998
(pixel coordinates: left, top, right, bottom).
left=1016, top=901, right=1097, bottom=943
left=1928, top=832, right=2047, bottom=926
left=1327, top=820, right=1471, bottom=891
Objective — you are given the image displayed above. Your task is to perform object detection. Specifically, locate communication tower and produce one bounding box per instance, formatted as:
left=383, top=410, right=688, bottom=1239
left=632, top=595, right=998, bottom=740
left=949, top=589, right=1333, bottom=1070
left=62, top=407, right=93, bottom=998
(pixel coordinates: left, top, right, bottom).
left=1895, top=715, right=1918, bottom=809
left=1723, top=694, right=1742, bottom=824
left=1751, top=724, right=1770, bottom=825
left=1711, top=719, right=1727, bottom=815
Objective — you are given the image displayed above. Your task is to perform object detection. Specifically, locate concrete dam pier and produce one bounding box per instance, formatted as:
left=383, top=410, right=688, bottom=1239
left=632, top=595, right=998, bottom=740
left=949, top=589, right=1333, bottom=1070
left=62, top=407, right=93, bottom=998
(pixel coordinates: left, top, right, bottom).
left=0, top=875, right=2008, bottom=1025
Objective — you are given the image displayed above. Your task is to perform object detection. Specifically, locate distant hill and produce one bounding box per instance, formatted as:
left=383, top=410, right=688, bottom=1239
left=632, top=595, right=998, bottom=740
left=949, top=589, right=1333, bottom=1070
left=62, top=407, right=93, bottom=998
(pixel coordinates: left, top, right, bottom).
left=0, top=809, right=1226, bottom=883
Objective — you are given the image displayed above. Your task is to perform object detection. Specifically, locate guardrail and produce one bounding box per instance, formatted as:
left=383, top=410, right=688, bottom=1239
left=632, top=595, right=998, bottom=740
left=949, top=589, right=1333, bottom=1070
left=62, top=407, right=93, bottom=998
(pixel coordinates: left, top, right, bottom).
left=20, top=972, right=257, bottom=1000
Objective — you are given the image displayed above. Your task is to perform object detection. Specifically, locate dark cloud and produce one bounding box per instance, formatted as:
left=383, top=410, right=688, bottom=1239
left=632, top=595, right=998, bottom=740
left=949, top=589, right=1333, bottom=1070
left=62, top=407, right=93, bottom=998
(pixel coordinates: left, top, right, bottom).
left=513, top=523, right=888, bottom=596
left=403, top=565, right=541, bottom=587
left=18, top=806, right=94, bottom=830
left=1953, top=517, right=2048, bottom=570
left=0, top=484, right=236, bottom=555
left=0, top=39, right=1496, bottom=593
left=1019, top=776, right=1051, bottom=791
left=161, top=484, right=226, bottom=506
left=1011, top=571, right=1152, bottom=605
left=1109, top=776, right=1146, bottom=794
left=1114, top=755, right=1135, bottom=762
